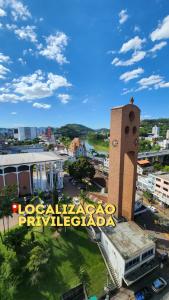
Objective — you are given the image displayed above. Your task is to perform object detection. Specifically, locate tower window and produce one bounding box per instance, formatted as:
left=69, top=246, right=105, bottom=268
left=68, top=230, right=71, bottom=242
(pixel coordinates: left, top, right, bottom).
left=129, top=111, right=135, bottom=121
left=133, top=126, right=137, bottom=134
left=125, top=126, right=130, bottom=134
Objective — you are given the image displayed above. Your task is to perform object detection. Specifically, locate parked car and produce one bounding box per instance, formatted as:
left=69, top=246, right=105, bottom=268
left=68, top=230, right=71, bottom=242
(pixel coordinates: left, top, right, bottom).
left=151, top=277, right=167, bottom=293
left=159, top=252, right=168, bottom=262
left=135, top=286, right=152, bottom=300
left=147, top=205, right=158, bottom=213
left=113, top=216, right=127, bottom=223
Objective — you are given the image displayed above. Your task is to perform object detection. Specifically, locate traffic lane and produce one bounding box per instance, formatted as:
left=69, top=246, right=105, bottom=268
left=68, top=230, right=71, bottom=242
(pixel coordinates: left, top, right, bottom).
left=135, top=210, right=169, bottom=234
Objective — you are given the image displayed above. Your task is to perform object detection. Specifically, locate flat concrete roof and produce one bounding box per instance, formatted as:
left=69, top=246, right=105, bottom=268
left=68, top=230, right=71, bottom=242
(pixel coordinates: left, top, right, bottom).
left=102, top=221, right=154, bottom=260
left=0, top=152, right=66, bottom=167
left=156, top=173, right=169, bottom=181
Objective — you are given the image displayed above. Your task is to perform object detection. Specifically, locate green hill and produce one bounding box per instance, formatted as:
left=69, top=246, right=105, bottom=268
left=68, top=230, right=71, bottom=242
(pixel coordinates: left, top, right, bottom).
left=57, top=123, right=94, bottom=138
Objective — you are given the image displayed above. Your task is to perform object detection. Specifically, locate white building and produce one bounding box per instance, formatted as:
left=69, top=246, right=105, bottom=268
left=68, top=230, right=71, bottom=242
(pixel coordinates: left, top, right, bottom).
left=68, top=138, right=86, bottom=158
left=137, top=173, right=156, bottom=193
left=137, top=172, right=169, bottom=206
left=166, top=130, right=169, bottom=140
left=153, top=173, right=169, bottom=206
left=0, top=152, right=65, bottom=195
left=99, top=222, right=157, bottom=287
left=152, top=125, right=160, bottom=138
left=158, top=139, right=169, bottom=150
left=103, top=157, right=109, bottom=168
left=137, top=159, right=153, bottom=175
left=18, top=127, right=37, bottom=141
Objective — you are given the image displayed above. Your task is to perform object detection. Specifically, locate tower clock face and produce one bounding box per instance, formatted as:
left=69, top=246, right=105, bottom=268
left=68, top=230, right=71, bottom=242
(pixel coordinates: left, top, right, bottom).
left=112, top=139, right=118, bottom=147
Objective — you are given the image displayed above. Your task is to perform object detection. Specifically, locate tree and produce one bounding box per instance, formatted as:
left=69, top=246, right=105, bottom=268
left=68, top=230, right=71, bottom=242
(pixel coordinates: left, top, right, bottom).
left=79, top=265, right=90, bottom=293
left=0, top=249, right=19, bottom=300
left=0, top=185, right=18, bottom=233
left=139, top=140, right=152, bottom=152
left=68, top=157, right=95, bottom=182
left=143, top=191, right=154, bottom=203
left=3, top=226, right=28, bottom=252
left=26, top=244, right=50, bottom=286
left=153, top=162, right=162, bottom=171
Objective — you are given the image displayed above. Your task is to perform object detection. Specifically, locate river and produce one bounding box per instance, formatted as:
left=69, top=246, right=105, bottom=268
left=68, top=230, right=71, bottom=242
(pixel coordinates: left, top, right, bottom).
left=84, top=140, right=108, bottom=155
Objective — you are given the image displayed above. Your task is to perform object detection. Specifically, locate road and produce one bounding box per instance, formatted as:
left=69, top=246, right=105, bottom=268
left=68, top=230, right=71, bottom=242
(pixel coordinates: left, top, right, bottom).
left=111, top=262, right=169, bottom=300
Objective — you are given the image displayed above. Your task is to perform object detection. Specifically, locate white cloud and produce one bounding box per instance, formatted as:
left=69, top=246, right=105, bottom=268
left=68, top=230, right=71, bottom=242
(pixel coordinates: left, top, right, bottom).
left=119, top=9, right=128, bottom=24
left=157, top=81, right=169, bottom=88
left=112, top=51, right=146, bottom=66
left=134, top=26, right=140, bottom=32
left=11, top=111, right=17, bottom=115
left=120, top=36, right=146, bottom=53
left=149, top=41, right=167, bottom=52
left=138, top=75, right=163, bottom=86
left=58, top=93, right=71, bottom=104
left=0, top=0, right=31, bottom=21
left=82, top=98, right=88, bottom=104
left=0, top=64, right=10, bottom=79
left=136, top=75, right=165, bottom=91
left=0, top=7, right=6, bottom=16
left=141, top=114, right=152, bottom=119
left=18, top=57, right=26, bottom=65
left=33, top=102, right=51, bottom=109
left=39, top=32, right=69, bottom=64
left=14, top=25, right=37, bottom=43
left=120, top=68, right=144, bottom=82
left=150, top=15, right=169, bottom=41
left=121, top=88, right=134, bottom=95
left=0, top=70, right=71, bottom=102
left=0, top=52, right=10, bottom=63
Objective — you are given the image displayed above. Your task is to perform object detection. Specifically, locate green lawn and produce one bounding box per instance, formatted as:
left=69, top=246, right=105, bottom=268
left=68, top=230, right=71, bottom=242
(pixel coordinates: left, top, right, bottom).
left=16, top=228, right=107, bottom=300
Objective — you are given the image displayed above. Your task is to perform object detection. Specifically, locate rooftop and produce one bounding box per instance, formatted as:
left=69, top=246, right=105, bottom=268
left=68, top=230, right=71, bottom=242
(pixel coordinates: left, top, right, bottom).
left=156, top=172, right=169, bottom=182
left=102, top=221, right=154, bottom=260
left=137, top=159, right=151, bottom=166
left=0, top=152, right=66, bottom=167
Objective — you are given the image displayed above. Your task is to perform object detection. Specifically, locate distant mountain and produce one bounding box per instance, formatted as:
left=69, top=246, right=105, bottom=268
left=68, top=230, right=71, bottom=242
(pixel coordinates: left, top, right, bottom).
left=57, top=124, right=94, bottom=138
left=95, top=128, right=110, bottom=134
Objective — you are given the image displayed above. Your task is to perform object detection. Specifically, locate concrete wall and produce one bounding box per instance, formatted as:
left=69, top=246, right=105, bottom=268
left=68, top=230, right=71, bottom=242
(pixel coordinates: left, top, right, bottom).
left=101, top=230, right=124, bottom=286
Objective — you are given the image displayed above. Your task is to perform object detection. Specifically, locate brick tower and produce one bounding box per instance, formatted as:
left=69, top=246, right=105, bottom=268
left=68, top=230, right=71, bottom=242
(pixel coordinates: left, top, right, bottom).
left=108, top=98, right=140, bottom=220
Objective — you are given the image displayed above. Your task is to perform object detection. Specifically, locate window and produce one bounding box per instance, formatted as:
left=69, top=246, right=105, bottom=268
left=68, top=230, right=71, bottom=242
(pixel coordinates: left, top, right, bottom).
left=133, top=126, right=137, bottom=134
left=163, top=187, right=168, bottom=192
left=156, top=184, right=160, bottom=188
left=129, top=111, right=135, bottom=121
left=125, top=256, right=140, bottom=271
left=156, top=178, right=161, bottom=182
left=164, top=181, right=169, bottom=185
left=125, top=126, right=130, bottom=134
left=142, top=249, right=154, bottom=261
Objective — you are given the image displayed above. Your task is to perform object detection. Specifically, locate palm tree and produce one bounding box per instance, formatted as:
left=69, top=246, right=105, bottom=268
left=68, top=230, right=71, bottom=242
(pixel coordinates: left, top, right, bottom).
left=26, top=244, right=50, bottom=286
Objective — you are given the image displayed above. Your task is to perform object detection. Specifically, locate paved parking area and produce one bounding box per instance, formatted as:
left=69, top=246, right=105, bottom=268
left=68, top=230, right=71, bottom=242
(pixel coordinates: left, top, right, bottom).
left=111, top=262, right=169, bottom=299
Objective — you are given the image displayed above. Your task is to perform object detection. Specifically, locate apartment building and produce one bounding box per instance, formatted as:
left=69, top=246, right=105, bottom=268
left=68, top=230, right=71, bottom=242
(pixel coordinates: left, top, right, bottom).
left=154, top=173, right=169, bottom=206
left=18, top=127, right=37, bottom=141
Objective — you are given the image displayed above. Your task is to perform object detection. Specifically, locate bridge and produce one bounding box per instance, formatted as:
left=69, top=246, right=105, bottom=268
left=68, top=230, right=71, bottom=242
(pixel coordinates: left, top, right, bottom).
left=138, top=149, right=169, bottom=163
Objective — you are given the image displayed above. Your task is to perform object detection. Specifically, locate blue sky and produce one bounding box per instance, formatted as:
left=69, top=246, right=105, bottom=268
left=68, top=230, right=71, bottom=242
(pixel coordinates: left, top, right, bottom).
left=0, top=0, right=169, bottom=129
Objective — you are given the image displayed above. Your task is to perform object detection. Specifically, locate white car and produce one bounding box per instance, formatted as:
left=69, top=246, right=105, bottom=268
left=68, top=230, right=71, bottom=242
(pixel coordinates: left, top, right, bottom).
left=73, top=197, right=80, bottom=205
left=151, top=277, right=167, bottom=293
left=147, top=205, right=158, bottom=213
